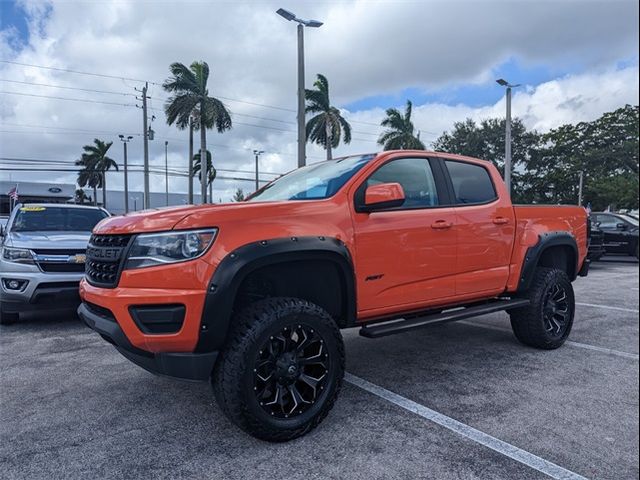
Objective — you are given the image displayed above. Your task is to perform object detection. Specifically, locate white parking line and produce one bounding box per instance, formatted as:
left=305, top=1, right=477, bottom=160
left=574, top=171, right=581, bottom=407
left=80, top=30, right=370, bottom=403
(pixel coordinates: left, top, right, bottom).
left=457, top=321, right=639, bottom=360
left=576, top=302, right=639, bottom=314
left=345, top=373, right=588, bottom=480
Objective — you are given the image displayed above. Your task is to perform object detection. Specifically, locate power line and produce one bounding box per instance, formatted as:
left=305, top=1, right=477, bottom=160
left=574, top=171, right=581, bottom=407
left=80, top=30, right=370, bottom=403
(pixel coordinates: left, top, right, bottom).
left=0, top=91, right=137, bottom=107
left=0, top=60, right=158, bottom=85
left=0, top=166, right=272, bottom=184
left=2, top=60, right=437, bottom=134
left=0, top=79, right=138, bottom=97
left=0, top=156, right=284, bottom=176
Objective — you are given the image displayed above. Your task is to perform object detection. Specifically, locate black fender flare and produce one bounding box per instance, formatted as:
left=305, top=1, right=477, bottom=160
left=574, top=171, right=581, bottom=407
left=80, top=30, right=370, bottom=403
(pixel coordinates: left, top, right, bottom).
left=195, top=236, right=356, bottom=353
left=517, top=231, right=579, bottom=293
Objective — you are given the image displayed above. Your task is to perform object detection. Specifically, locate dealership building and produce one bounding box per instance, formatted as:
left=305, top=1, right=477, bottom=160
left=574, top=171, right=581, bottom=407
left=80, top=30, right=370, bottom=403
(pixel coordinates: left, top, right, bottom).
left=0, top=181, right=199, bottom=216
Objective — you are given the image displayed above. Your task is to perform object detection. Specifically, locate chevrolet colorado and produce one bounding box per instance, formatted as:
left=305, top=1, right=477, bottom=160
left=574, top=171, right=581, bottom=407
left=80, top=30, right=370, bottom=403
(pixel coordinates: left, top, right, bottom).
left=79, top=151, right=589, bottom=441
left=0, top=203, right=109, bottom=324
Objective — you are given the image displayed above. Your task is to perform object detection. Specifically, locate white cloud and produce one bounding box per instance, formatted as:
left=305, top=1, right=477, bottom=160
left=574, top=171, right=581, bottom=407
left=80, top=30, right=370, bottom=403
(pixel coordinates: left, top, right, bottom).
left=0, top=0, right=638, bottom=201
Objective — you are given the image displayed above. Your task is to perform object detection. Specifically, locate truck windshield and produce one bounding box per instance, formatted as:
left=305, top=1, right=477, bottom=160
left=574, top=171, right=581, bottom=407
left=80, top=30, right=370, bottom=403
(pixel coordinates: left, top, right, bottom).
left=247, top=154, right=374, bottom=202
left=11, top=206, right=108, bottom=232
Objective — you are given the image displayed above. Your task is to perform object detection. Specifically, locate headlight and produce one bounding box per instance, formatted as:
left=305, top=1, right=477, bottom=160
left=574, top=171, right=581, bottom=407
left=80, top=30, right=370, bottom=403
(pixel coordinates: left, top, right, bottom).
left=2, top=247, right=35, bottom=265
left=124, top=228, right=217, bottom=270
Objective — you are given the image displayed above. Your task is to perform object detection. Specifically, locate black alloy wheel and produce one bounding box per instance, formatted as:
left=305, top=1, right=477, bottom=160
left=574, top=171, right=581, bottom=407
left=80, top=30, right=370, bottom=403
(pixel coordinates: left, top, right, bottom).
left=542, top=283, right=571, bottom=337
left=254, top=324, right=329, bottom=419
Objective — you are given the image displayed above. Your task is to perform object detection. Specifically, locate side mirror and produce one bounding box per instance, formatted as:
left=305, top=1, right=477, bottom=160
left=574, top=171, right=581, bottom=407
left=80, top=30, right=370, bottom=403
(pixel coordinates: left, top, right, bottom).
left=616, top=223, right=628, bottom=230
left=362, top=182, right=405, bottom=212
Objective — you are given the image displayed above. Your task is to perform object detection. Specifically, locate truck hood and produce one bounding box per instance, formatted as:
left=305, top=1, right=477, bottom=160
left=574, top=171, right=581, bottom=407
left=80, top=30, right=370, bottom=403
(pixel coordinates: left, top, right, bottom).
left=5, top=231, right=92, bottom=250
left=93, top=204, right=237, bottom=234
left=93, top=200, right=342, bottom=235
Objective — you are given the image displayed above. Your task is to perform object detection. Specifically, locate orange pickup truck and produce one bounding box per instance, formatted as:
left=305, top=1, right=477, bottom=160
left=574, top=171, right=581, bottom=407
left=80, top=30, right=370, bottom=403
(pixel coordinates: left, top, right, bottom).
left=79, top=151, right=589, bottom=441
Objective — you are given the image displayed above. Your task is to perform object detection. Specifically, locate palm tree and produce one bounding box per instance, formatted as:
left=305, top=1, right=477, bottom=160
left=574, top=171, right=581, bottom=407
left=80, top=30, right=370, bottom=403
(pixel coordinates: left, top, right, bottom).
left=77, top=139, right=117, bottom=209
left=305, top=74, right=352, bottom=160
left=163, top=61, right=232, bottom=203
left=76, top=151, right=102, bottom=207
left=193, top=150, right=217, bottom=188
left=378, top=100, right=426, bottom=150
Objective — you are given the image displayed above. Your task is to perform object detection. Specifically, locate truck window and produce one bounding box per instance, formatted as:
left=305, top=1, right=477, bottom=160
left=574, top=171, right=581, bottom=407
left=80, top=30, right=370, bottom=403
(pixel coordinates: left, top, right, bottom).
left=445, top=160, right=497, bottom=205
left=366, top=158, right=439, bottom=208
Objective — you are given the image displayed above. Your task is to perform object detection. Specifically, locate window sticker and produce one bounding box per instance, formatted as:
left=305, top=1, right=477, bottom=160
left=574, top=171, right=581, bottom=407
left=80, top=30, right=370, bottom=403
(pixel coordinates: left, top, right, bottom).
left=19, top=206, right=46, bottom=212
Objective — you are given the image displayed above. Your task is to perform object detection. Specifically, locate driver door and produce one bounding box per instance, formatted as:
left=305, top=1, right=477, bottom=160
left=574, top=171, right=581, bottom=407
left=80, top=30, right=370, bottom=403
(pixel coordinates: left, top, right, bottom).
left=352, top=156, right=457, bottom=315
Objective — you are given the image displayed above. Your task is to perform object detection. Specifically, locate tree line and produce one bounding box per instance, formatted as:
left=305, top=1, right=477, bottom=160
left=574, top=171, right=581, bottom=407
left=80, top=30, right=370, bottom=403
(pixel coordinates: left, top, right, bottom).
left=75, top=60, right=638, bottom=211
left=433, top=104, right=639, bottom=210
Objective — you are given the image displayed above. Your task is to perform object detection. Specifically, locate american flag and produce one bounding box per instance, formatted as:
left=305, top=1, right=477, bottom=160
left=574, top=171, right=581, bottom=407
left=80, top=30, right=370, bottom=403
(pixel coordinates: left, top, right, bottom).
left=7, top=185, right=18, bottom=201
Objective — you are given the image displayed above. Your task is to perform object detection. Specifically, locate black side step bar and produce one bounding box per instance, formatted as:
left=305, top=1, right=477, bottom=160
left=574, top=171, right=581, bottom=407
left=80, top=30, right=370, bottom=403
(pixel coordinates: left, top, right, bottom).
left=359, top=298, right=530, bottom=339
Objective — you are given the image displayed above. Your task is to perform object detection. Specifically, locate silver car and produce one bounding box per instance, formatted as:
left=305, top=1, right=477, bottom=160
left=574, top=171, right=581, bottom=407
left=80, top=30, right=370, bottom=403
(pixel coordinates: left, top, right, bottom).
left=0, top=203, right=110, bottom=324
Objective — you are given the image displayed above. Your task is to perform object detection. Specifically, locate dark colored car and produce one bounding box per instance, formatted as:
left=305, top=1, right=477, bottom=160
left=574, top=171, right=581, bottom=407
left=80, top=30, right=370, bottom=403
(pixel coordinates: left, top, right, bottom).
left=587, top=220, right=606, bottom=261
left=591, top=212, right=639, bottom=259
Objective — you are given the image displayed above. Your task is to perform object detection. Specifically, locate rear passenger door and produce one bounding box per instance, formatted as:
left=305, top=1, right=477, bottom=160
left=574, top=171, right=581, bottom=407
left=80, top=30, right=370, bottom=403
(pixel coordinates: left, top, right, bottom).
left=352, top=157, right=457, bottom=313
left=442, top=159, right=515, bottom=297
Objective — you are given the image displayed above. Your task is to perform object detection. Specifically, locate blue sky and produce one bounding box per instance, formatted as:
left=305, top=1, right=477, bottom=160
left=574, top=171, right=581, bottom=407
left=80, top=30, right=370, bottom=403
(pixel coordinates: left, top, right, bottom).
left=344, top=56, right=639, bottom=112
left=0, top=0, right=29, bottom=43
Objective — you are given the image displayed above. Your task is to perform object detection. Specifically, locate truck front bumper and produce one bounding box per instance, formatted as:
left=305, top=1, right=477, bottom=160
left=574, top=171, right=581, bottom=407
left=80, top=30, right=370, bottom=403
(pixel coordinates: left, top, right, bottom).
left=78, top=301, right=217, bottom=381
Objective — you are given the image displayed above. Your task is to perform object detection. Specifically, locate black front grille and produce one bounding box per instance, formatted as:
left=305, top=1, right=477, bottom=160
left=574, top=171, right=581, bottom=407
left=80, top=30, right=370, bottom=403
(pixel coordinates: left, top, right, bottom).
left=85, top=234, right=132, bottom=287
left=40, top=263, right=86, bottom=273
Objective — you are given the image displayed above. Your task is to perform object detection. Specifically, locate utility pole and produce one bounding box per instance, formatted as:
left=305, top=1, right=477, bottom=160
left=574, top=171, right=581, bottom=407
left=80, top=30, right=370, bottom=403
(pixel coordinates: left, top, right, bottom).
left=496, top=79, right=521, bottom=198
left=165, top=140, right=169, bottom=206
left=253, top=149, right=264, bottom=192
left=578, top=170, right=584, bottom=206
left=118, top=135, right=133, bottom=213
left=141, top=82, right=150, bottom=209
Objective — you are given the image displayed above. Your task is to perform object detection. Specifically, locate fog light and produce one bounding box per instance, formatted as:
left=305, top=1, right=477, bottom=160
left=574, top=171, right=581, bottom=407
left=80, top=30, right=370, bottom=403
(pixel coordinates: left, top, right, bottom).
left=2, top=279, right=28, bottom=291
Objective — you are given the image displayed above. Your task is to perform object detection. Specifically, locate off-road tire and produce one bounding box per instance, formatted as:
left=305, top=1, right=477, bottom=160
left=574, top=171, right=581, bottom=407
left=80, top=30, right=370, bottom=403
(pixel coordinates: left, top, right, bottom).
left=212, top=297, right=345, bottom=442
left=0, top=308, right=19, bottom=325
left=509, top=268, right=575, bottom=350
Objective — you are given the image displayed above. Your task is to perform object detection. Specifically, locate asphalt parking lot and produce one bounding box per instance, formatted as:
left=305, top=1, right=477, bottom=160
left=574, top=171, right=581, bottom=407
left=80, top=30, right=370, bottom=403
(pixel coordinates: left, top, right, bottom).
left=1, top=257, right=638, bottom=480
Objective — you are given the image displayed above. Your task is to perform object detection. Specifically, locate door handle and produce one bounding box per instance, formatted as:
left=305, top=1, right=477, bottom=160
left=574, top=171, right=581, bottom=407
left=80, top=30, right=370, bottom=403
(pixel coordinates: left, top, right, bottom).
left=431, top=220, right=453, bottom=230
left=493, top=217, right=510, bottom=225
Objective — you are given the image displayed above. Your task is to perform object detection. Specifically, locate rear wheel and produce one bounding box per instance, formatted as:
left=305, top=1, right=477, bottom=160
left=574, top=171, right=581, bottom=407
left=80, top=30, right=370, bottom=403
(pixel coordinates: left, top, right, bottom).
left=212, top=297, right=345, bottom=442
left=509, top=268, right=574, bottom=349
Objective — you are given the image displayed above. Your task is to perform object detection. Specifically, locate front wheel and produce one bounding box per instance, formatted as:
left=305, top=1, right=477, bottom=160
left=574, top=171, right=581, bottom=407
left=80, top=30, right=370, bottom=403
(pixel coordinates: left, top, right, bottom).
left=0, top=307, right=19, bottom=325
left=509, top=268, right=575, bottom=349
left=212, top=297, right=345, bottom=442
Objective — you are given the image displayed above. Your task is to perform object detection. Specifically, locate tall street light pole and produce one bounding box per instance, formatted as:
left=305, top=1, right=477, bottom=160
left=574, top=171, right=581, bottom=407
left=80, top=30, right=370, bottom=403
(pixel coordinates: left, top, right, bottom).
left=276, top=8, right=323, bottom=169
left=253, top=149, right=265, bottom=192
left=118, top=135, right=133, bottom=214
left=496, top=78, right=521, bottom=198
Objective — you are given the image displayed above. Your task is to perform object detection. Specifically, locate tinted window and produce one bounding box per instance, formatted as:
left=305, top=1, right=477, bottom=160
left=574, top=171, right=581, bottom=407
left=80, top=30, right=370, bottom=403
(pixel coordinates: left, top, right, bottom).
left=11, top=206, right=108, bottom=232
left=445, top=160, right=497, bottom=205
left=366, top=158, right=439, bottom=208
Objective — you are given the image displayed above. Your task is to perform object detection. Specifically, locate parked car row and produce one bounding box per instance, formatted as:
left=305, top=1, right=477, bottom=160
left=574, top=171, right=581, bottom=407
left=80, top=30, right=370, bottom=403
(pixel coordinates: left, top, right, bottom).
left=589, top=212, right=639, bottom=260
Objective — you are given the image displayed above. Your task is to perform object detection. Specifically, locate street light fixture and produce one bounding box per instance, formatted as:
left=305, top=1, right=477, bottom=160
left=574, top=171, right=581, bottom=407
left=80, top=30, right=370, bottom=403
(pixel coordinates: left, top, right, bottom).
left=253, top=149, right=265, bottom=192
left=118, top=134, right=133, bottom=213
left=276, top=7, right=323, bottom=169
left=496, top=78, right=521, bottom=197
